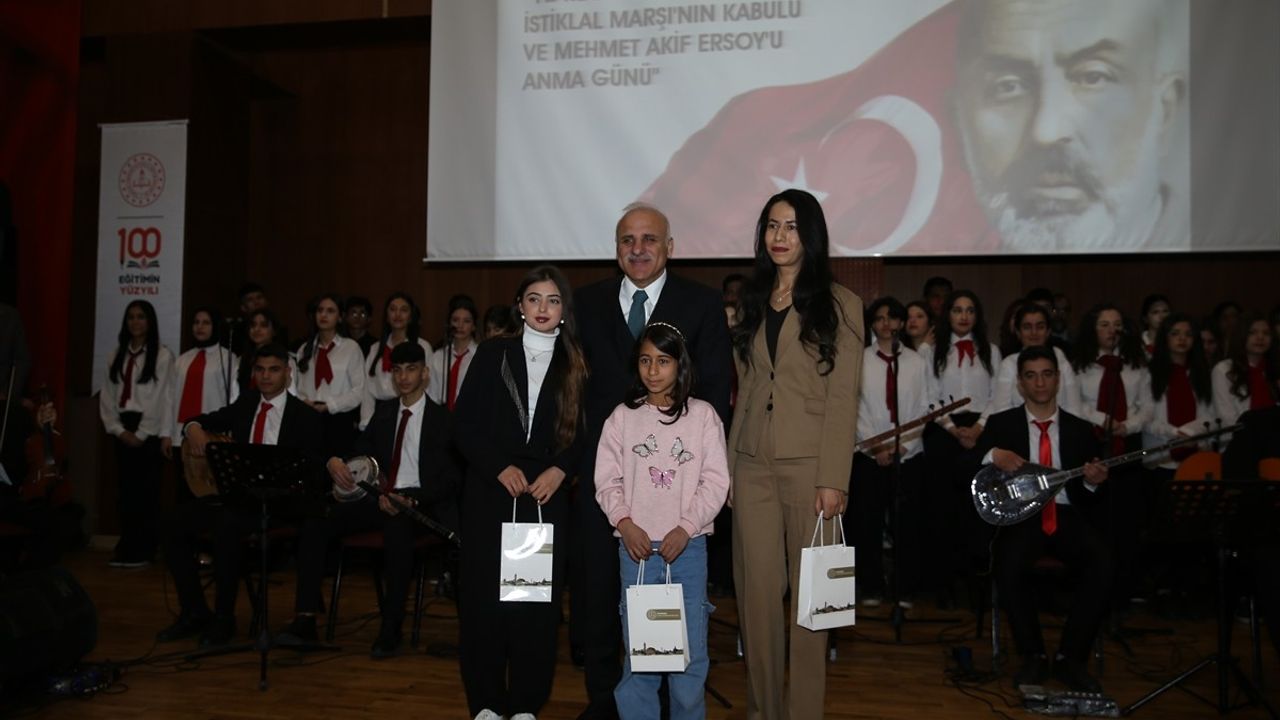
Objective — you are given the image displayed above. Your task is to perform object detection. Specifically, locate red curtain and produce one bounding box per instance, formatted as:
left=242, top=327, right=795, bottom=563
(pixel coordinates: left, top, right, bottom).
left=0, top=0, right=80, bottom=408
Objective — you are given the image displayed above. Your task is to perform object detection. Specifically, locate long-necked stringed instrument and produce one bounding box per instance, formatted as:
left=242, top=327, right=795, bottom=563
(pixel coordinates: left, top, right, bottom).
left=854, top=397, right=971, bottom=452
left=356, top=480, right=461, bottom=547
left=971, top=424, right=1241, bottom=526
left=23, top=386, right=71, bottom=506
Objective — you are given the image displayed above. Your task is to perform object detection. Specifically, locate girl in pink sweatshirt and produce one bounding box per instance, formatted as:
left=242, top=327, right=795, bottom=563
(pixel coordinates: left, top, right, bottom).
left=594, top=322, right=730, bottom=720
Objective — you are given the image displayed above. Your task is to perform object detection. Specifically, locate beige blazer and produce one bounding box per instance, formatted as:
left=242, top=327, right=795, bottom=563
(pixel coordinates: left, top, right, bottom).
left=728, top=283, right=865, bottom=492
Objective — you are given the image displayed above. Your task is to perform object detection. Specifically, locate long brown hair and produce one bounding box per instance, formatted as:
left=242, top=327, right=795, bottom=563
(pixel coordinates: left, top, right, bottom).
left=515, top=265, right=588, bottom=451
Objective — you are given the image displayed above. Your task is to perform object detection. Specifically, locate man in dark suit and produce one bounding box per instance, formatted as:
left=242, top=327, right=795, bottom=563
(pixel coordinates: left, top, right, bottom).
left=157, top=343, right=324, bottom=647
left=277, top=341, right=459, bottom=658
left=571, top=203, right=732, bottom=719
left=974, top=346, right=1112, bottom=693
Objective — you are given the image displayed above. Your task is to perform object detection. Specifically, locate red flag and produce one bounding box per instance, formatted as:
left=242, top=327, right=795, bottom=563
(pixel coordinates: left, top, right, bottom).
left=642, top=2, right=996, bottom=256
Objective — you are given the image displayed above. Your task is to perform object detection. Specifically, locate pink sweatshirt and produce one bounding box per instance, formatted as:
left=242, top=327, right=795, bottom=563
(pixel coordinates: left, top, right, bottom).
left=594, top=398, right=731, bottom=540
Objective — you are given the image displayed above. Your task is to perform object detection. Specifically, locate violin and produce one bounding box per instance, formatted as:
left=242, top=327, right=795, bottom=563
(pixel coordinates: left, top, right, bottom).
left=23, top=386, right=71, bottom=506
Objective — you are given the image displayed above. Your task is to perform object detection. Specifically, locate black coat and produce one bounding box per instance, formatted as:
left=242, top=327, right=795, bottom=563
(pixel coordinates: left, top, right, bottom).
left=971, top=405, right=1106, bottom=507
left=354, top=395, right=460, bottom=530
left=190, top=391, right=324, bottom=461
left=574, top=272, right=732, bottom=492
left=453, top=335, right=584, bottom=496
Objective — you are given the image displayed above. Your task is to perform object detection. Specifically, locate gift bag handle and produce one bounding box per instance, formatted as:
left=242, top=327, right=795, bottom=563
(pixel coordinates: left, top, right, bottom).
left=510, top=495, right=543, bottom=525
left=808, top=513, right=848, bottom=548
left=634, top=558, right=673, bottom=586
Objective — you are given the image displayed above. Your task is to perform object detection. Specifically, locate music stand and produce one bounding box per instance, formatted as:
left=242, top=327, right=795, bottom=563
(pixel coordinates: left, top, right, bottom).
left=183, top=442, right=337, bottom=690
left=1123, top=480, right=1279, bottom=718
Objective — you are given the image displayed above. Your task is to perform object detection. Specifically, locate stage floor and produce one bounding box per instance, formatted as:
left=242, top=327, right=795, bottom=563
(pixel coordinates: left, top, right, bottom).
left=10, top=547, right=1279, bottom=719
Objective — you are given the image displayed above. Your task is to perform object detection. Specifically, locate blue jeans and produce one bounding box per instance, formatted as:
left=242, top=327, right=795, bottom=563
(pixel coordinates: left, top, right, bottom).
left=615, top=535, right=711, bottom=720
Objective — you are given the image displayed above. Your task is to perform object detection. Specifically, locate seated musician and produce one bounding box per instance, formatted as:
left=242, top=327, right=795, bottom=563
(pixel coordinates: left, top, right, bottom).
left=973, top=346, right=1112, bottom=693
left=157, top=343, right=323, bottom=646
left=276, top=341, right=459, bottom=659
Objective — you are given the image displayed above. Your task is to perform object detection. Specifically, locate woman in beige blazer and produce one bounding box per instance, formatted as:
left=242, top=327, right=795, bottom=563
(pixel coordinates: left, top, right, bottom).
left=728, top=189, right=864, bottom=720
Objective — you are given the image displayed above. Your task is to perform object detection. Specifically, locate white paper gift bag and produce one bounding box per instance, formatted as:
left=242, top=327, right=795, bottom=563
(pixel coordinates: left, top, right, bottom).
left=499, top=497, right=554, bottom=602
left=625, top=562, right=690, bottom=672
left=796, top=514, right=857, bottom=631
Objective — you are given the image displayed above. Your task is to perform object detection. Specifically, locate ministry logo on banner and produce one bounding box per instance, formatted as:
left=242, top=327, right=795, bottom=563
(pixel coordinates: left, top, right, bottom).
left=92, top=121, right=187, bottom=394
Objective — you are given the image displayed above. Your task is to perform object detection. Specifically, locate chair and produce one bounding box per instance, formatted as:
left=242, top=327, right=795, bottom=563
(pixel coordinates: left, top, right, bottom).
left=325, top=530, right=446, bottom=648
left=1257, top=458, right=1280, bottom=481
left=986, top=556, right=1105, bottom=675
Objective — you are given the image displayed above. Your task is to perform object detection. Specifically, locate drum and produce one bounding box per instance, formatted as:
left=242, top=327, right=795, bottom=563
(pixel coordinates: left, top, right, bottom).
left=334, top=455, right=382, bottom=502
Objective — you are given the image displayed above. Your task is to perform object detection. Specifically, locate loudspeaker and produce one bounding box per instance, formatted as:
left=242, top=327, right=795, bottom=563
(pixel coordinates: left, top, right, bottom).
left=0, top=566, right=97, bottom=680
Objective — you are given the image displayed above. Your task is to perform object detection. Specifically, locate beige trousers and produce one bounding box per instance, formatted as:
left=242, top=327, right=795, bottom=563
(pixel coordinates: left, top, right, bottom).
left=732, top=415, right=839, bottom=720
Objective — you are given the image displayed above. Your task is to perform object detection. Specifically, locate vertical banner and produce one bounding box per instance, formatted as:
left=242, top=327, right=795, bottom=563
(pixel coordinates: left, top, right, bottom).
left=92, top=121, right=188, bottom=394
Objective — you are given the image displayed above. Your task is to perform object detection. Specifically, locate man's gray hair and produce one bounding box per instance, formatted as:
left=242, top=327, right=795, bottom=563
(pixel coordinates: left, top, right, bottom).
left=619, top=202, right=673, bottom=240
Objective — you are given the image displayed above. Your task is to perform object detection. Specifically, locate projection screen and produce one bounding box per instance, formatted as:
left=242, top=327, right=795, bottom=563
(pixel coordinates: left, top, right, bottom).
left=427, top=0, right=1279, bottom=260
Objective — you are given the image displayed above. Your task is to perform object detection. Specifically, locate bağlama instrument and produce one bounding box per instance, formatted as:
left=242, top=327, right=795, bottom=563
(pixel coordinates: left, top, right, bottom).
left=971, top=424, right=1241, bottom=527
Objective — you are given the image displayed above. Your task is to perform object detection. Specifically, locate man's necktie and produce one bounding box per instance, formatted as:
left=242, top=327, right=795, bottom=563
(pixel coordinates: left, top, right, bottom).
left=627, top=289, right=649, bottom=339
left=252, top=401, right=273, bottom=444
left=388, top=408, right=412, bottom=487
left=1034, top=419, right=1056, bottom=536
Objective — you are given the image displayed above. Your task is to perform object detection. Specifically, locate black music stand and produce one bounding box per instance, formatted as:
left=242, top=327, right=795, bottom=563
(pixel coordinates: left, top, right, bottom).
left=1123, top=480, right=1279, bottom=718
left=183, top=442, right=337, bottom=690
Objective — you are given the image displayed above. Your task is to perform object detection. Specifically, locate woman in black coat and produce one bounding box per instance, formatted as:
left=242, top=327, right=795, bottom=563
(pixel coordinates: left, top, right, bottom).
left=454, top=265, right=587, bottom=720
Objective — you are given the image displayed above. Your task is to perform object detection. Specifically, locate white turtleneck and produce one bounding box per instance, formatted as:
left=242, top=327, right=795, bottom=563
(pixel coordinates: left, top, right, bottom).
left=523, top=325, right=560, bottom=440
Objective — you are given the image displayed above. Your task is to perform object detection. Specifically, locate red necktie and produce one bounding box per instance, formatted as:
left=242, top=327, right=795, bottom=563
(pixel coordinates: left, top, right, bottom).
left=314, top=342, right=335, bottom=390
left=252, top=401, right=272, bottom=444
left=387, top=408, right=412, bottom=488
left=178, top=349, right=207, bottom=423
left=1248, top=363, right=1273, bottom=410
left=1096, top=355, right=1128, bottom=455
left=1034, top=419, right=1056, bottom=535
left=381, top=345, right=393, bottom=373
left=119, top=349, right=141, bottom=407
left=877, top=350, right=898, bottom=424
left=1167, top=364, right=1197, bottom=461
left=954, top=339, right=975, bottom=367
left=447, top=349, right=469, bottom=411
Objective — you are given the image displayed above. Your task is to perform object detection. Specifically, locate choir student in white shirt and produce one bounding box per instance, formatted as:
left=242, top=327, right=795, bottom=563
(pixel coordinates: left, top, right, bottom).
left=903, top=300, right=934, bottom=354
left=98, top=300, right=175, bottom=568
left=235, top=308, right=295, bottom=395
left=1212, top=314, right=1278, bottom=426
left=169, top=306, right=238, bottom=501
left=428, top=293, right=479, bottom=412
left=850, top=297, right=930, bottom=607
left=994, top=304, right=1079, bottom=416
left=1141, top=313, right=1216, bottom=480
left=1070, top=303, right=1150, bottom=613
left=293, top=293, right=367, bottom=456
left=919, top=289, right=1000, bottom=596
left=358, top=292, right=433, bottom=430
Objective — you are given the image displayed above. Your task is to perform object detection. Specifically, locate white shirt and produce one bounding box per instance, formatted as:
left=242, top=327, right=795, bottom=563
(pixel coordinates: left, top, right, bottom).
left=358, top=337, right=434, bottom=429
left=427, top=339, right=478, bottom=407
left=172, top=346, right=239, bottom=444
left=1140, top=370, right=1216, bottom=470
left=390, top=393, right=427, bottom=490
left=1211, top=359, right=1252, bottom=427
left=922, top=333, right=1001, bottom=428
left=856, top=344, right=928, bottom=459
left=292, top=336, right=367, bottom=414
left=618, top=270, right=668, bottom=324
left=99, top=344, right=176, bottom=441
left=523, top=326, right=559, bottom=441
left=993, top=347, right=1080, bottom=417
left=1076, top=351, right=1152, bottom=431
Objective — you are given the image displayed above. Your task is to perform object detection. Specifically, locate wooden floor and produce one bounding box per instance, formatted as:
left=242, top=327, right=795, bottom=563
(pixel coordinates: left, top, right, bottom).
left=9, top=547, right=1279, bottom=719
